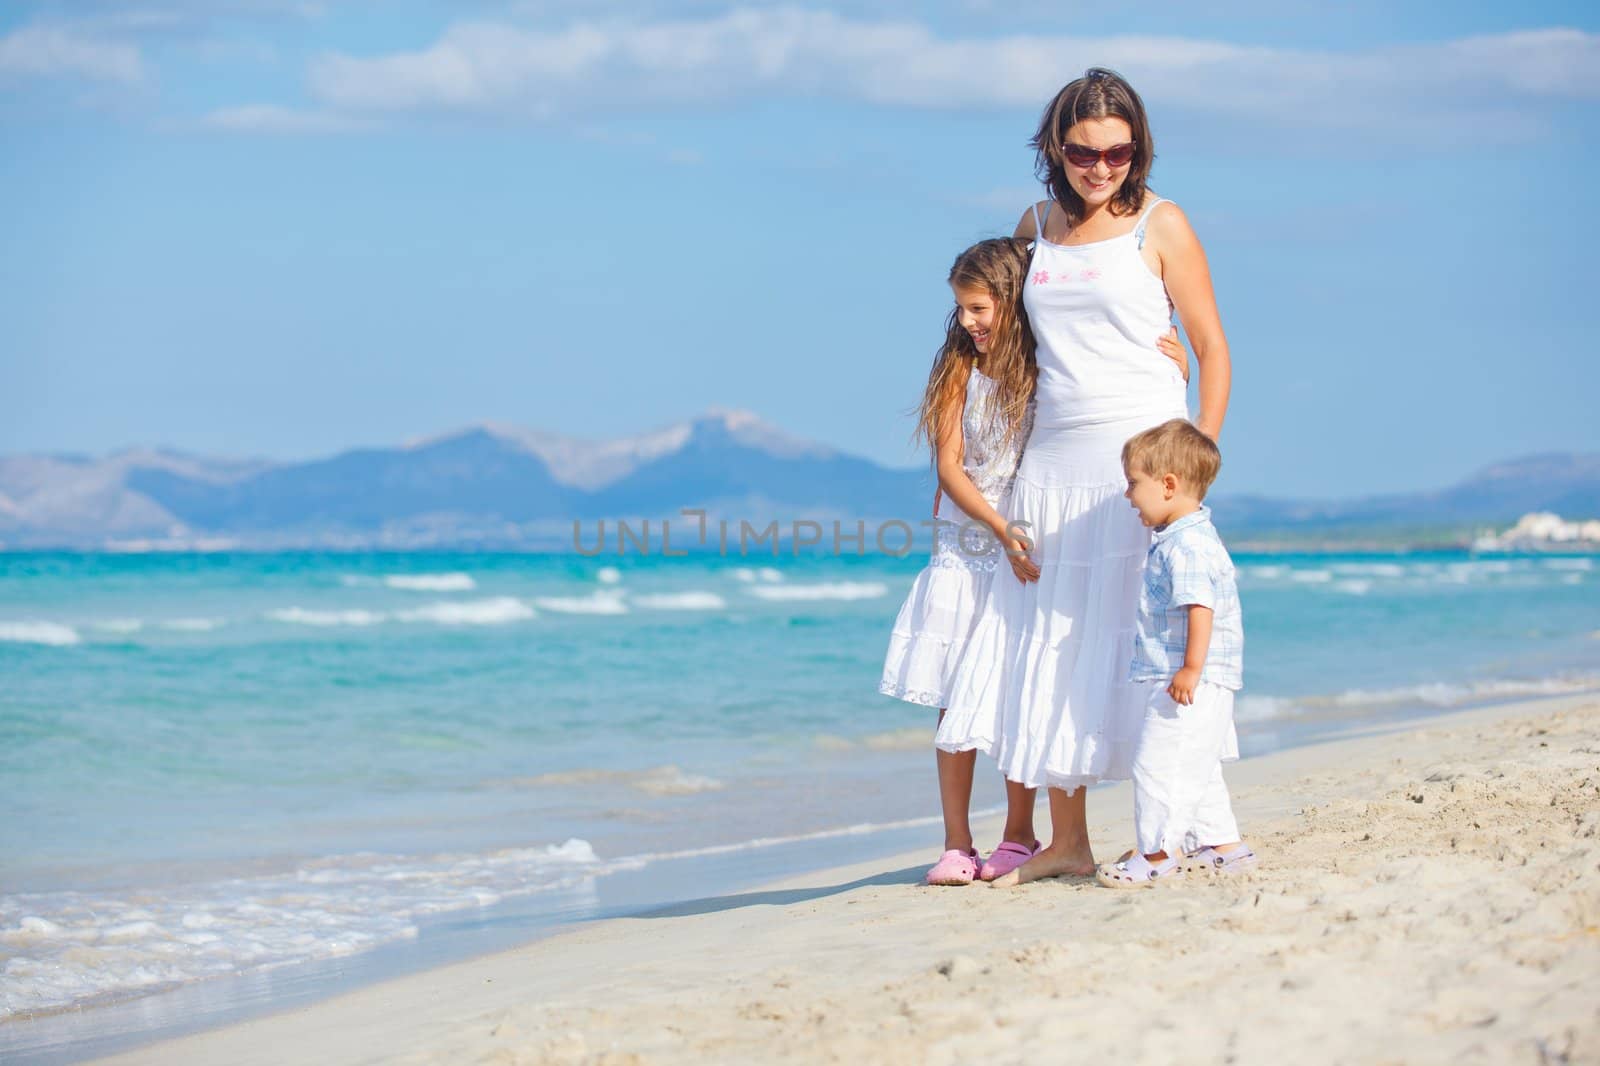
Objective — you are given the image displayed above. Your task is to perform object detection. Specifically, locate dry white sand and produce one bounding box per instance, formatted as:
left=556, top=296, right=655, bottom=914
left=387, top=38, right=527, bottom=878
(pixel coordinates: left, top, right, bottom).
left=94, top=694, right=1600, bottom=1066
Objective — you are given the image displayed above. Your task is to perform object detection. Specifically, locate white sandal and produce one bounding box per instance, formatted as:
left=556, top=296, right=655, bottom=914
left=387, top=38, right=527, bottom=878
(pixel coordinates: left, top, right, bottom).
left=1095, top=851, right=1185, bottom=889
left=1182, top=844, right=1257, bottom=875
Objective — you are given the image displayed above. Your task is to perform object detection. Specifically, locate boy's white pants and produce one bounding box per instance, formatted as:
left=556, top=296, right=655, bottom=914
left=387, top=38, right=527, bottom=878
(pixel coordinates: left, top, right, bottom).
left=1131, top=680, right=1240, bottom=857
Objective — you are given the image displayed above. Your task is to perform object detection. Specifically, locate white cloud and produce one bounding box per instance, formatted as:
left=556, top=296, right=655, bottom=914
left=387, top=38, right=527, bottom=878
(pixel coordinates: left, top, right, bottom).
left=0, top=23, right=146, bottom=83
left=301, top=11, right=1600, bottom=127
left=198, top=103, right=370, bottom=132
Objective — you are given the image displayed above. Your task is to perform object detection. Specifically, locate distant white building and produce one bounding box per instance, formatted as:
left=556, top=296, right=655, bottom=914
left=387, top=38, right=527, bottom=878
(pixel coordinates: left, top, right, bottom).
left=1474, top=512, right=1600, bottom=551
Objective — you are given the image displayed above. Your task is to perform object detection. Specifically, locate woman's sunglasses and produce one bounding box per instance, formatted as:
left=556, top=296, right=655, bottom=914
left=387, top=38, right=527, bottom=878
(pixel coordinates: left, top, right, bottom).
left=1061, top=142, right=1136, bottom=169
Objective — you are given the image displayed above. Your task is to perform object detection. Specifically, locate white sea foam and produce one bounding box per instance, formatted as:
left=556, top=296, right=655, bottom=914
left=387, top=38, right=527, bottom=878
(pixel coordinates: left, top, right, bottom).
left=632, top=591, right=726, bottom=610
left=1318, top=676, right=1600, bottom=710
left=730, top=566, right=782, bottom=583
left=266, top=607, right=387, bottom=627
left=1289, top=569, right=1333, bottom=584
left=394, top=597, right=535, bottom=626
left=1230, top=675, right=1600, bottom=726
left=1545, top=558, right=1593, bottom=571
left=1330, top=562, right=1407, bottom=578
left=161, top=618, right=223, bottom=632
left=1333, top=580, right=1372, bottom=596
left=1241, top=565, right=1286, bottom=580
left=384, top=573, right=477, bottom=592
left=92, top=619, right=146, bottom=634
left=0, top=621, right=81, bottom=646
left=493, top=765, right=724, bottom=796
left=596, top=567, right=623, bottom=585
left=533, top=591, right=628, bottom=615
left=1234, top=696, right=1297, bottom=723
left=747, top=581, right=887, bottom=602
left=0, top=839, right=601, bottom=1018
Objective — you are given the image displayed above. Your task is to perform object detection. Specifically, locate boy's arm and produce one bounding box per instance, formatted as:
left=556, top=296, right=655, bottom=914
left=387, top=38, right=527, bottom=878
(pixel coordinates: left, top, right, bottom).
left=1168, top=605, right=1213, bottom=705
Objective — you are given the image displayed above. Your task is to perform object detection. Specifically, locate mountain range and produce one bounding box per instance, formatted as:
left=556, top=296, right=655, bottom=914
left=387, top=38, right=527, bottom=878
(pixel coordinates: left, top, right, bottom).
left=1, top=410, right=1596, bottom=550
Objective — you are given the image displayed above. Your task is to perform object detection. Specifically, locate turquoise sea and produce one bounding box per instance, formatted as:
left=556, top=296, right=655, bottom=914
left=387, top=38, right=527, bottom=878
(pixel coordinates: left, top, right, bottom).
left=2, top=548, right=1598, bottom=1057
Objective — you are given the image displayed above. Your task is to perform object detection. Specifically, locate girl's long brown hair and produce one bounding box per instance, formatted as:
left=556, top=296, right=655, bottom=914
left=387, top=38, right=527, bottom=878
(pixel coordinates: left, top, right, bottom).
left=1031, top=68, right=1155, bottom=232
left=916, top=237, right=1037, bottom=461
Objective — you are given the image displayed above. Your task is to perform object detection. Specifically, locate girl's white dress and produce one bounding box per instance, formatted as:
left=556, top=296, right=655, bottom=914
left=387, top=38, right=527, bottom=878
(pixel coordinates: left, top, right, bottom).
left=934, top=198, right=1236, bottom=790
left=879, top=368, right=1033, bottom=708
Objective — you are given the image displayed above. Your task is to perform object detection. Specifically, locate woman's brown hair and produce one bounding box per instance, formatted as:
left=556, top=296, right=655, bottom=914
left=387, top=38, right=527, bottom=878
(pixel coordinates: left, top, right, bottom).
left=916, top=237, right=1037, bottom=461
left=1031, top=68, right=1155, bottom=231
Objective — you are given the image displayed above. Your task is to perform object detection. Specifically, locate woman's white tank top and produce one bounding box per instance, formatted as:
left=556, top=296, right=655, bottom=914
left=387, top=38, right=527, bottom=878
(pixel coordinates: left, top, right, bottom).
left=1023, top=197, right=1187, bottom=430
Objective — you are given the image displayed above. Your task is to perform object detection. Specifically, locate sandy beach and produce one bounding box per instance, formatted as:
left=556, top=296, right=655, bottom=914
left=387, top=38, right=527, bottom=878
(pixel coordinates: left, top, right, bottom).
left=85, top=692, right=1600, bottom=1066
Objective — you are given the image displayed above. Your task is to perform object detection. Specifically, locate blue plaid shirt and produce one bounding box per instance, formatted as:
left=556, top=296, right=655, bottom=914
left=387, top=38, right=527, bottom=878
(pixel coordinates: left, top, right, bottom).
left=1129, top=506, right=1244, bottom=691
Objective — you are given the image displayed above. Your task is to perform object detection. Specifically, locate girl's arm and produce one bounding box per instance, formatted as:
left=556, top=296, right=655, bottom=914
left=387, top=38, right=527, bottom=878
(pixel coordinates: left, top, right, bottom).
left=1149, top=203, right=1231, bottom=439
left=933, top=383, right=1040, bottom=583
left=934, top=382, right=1006, bottom=536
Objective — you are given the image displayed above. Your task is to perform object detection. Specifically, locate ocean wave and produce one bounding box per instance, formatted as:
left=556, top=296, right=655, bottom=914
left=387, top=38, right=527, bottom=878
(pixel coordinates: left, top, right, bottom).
left=731, top=567, right=784, bottom=584
left=1234, top=695, right=1296, bottom=723
left=1318, top=676, right=1600, bottom=709
left=608, top=806, right=1004, bottom=870
left=1333, top=580, right=1372, bottom=596
left=533, top=591, right=628, bottom=615
left=161, top=618, right=223, bottom=632
left=488, top=765, right=724, bottom=796
left=1234, top=675, right=1600, bottom=725
left=266, top=607, right=387, bottom=627
left=632, top=591, right=727, bottom=611
left=394, top=597, right=535, bottom=626
left=0, top=621, right=81, bottom=646
left=1544, top=558, right=1594, bottom=572
left=1329, top=562, right=1407, bottom=578
left=596, top=566, right=623, bottom=585
left=0, top=839, right=600, bottom=1019
left=1288, top=569, right=1333, bottom=584
left=1240, top=565, right=1286, bottom=580
left=384, top=573, right=477, bottom=592
left=747, top=581, right=887, bottom=602
left=91, top=618, right=146, bottom=634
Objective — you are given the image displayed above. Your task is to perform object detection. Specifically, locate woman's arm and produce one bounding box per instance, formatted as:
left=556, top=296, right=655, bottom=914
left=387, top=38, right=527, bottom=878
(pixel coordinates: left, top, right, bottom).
left=1013, top=204, right=1043, bottom=241
left=1149, top=203, right=1231, bottom=439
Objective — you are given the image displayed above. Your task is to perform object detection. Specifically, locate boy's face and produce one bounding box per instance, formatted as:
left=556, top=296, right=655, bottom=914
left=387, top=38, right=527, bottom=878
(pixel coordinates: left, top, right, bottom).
left=1124, top=463, right=1177, bottom=528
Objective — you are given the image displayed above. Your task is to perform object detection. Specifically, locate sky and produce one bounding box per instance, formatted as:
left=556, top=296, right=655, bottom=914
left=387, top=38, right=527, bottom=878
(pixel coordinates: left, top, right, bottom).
left=1, top=1, right=1596, bottom=499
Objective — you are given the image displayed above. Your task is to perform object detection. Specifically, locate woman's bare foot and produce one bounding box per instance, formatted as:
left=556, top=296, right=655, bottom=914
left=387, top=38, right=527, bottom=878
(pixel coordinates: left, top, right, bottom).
left=990, top=842, right=1096, bottom=887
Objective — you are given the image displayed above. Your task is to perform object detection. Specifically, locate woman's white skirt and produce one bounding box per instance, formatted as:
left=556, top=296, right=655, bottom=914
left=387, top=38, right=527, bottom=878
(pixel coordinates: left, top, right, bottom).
left=879, top=500, right=1005, bottom=709
left=934, top=410, right=1223, bottom=790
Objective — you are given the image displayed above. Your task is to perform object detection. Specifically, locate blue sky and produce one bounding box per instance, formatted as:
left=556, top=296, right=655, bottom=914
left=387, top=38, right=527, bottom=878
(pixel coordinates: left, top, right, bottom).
left=1, top=1, right=1596, bottom=498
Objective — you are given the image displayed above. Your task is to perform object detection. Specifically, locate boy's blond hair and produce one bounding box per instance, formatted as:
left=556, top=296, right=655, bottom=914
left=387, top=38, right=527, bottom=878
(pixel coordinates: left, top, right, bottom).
left=1121, top=419, right=1222, bottom=499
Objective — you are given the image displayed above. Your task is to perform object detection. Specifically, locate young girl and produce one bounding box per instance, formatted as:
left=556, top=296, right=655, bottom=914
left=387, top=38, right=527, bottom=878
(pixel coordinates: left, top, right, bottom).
left=879, top=237, right=1188, bottom=886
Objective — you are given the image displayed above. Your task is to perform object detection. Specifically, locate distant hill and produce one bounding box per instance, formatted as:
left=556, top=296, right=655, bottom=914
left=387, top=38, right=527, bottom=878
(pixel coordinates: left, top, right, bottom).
left=0, top=416, right=1594, bottom=550
left=1213, top=453, right=1600, bottom=534
left=0, top=410, right=934, bottom=550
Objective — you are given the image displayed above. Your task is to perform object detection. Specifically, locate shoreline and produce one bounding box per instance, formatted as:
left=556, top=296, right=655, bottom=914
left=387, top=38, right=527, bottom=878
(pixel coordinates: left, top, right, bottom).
left=50, top=690, right=1600, bottom=1066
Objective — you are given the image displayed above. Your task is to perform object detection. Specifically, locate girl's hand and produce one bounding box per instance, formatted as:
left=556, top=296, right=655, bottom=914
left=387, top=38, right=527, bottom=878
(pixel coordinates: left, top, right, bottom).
left=1003, top=527, right=1040, bottom=584
left=1156, top=326, right=1189, bottom=383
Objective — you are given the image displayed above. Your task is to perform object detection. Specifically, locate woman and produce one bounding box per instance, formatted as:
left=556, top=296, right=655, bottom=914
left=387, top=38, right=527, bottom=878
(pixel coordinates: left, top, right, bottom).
left=934, top=67, right=1233, bottom=885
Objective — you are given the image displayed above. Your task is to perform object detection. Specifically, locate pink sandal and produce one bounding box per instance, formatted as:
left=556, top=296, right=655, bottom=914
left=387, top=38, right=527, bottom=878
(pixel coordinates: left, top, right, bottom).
left=979, top=841, right=1041, bottom=882
left=925, top=848, right=982, bottom=886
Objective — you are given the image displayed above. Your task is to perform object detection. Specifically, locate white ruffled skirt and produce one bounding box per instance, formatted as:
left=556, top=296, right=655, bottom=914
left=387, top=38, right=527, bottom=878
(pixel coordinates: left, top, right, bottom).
left=878, top=499, right=1006, bottom=708
left=934, top=409, right=1220, bottom=790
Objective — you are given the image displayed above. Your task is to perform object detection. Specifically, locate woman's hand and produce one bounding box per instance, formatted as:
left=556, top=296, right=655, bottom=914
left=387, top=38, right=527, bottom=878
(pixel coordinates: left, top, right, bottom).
left=1156, top=326, right=1189, bottom=383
